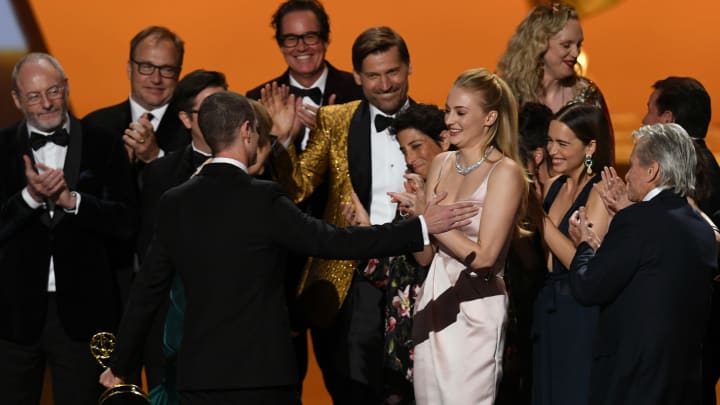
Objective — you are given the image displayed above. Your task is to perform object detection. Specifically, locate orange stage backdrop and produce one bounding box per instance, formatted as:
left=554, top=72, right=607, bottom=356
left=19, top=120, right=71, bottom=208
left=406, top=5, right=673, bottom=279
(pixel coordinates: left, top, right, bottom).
left=26, top=0, right=720, bottom=128
left=24, top=0, right=720, bottom=403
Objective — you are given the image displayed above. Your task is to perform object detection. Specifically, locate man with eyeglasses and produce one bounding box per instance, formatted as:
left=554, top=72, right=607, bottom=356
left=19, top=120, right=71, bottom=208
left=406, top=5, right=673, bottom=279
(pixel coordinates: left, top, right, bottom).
left=246, top=1, right=363, bottom=397
left=81, top=25, right=189, bottom=390
left=0, top=52, right=136, bottom=405
left=247, top=0, right=362, bottom=149
left=83, top=26, right=188, bottom=166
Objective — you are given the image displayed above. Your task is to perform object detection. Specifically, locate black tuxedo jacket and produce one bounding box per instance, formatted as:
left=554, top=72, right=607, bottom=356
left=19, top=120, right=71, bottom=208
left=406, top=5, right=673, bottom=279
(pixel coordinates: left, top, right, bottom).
left=109, top=163, right=424, bottom=391
left=0, top=116, right=137, bottom=343
left=569, top=190, right=716, bottom=404
left=695, top=140, right=720, bottom=221
left=82, top=99, right=189, bottom=271
left=82, top=99, right=190, bottom=155
left=246, top=61, right=363, bottom=106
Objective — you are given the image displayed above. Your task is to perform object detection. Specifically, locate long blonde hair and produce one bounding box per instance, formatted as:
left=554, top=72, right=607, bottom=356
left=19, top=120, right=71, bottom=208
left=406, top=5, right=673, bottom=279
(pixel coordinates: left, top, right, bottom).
left=453, top=68, right=530, bottom=234
left=497, top=2, right=579, bottom=105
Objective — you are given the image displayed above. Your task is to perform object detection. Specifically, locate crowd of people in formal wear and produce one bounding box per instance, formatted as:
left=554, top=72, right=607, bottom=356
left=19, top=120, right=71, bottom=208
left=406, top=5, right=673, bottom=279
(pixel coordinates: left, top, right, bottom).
left=1, top=1, right=718, bottom=405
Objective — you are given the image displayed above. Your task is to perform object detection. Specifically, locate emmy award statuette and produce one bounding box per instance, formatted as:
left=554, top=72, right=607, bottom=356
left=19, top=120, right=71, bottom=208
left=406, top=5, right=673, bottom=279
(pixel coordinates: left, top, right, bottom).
left=90, top=332, right=150, bottom=405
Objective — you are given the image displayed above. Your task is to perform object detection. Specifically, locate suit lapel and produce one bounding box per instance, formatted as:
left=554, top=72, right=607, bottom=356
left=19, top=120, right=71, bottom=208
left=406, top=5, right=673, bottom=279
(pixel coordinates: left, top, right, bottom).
left=346, top=101, right=372, bottom=209
left=63, top=116, right=82, bottom=191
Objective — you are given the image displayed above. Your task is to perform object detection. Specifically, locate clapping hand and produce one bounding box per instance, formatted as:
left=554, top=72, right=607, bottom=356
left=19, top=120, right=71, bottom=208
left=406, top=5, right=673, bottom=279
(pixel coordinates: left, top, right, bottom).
left=23, top=155, right=77, bottom=209
left=123, top=112, right=160, bottom=163
left=260, top=82, right=298, bottom=145
left=595, top=166, right=632, bottom=217
left=569, top=206, right=601, bottom=250
left=388, top=173, right=426, bottom=218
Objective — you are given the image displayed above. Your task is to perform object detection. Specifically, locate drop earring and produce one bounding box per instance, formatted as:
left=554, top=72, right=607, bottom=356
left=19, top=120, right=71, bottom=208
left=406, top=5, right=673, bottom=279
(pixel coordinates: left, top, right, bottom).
left=584, top=153, right=593, bottom=175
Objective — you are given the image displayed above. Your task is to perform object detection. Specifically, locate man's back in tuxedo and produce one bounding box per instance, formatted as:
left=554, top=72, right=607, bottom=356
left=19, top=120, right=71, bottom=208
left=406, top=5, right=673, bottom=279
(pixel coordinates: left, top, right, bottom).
left=103, top=92, right=478, bottom=404
left=135, top=70, right=226, bottom=391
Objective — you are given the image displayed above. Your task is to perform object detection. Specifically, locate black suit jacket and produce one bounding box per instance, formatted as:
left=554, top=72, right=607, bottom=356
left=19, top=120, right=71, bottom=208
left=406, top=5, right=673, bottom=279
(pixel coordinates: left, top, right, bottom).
left=109, top=163, right=424, bottom=391
left=569, top=190, right=716, bottom=405
left=82, top=99, right=190, bottom=154
left=246, top=61, right=363, bottom=106
left=0, top=116, right=137, bottom=343
left=82, top=99, right=189, bottom=272
left=694, top=140, right=720, bottom=221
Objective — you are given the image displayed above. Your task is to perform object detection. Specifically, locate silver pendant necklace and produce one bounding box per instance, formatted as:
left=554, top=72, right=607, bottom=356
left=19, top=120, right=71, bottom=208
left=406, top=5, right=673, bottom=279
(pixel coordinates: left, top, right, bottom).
left=455, top=146, right=495, bottom=175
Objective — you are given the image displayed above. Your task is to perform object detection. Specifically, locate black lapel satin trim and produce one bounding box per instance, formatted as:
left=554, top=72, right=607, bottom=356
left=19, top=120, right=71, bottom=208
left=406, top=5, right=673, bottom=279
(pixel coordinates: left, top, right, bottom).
left=63, top=115, right=82, bottom=190
left=14, top=121, right=52, bottom=226
left=16, top=121, right=34, bottom=165
left=346, top=101, right=372, bottom=210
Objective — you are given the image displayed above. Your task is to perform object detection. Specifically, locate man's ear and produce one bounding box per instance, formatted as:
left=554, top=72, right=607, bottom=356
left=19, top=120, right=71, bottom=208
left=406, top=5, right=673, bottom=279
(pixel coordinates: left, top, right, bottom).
left=646, top=160, right=660, bottom=182
left=353, top=71, right=362, bottom=86
left=11, top=90, right=21, bottom=110
left=178, top=111, right=192, bottom=130
left=660, top=110, right=674, bottom=123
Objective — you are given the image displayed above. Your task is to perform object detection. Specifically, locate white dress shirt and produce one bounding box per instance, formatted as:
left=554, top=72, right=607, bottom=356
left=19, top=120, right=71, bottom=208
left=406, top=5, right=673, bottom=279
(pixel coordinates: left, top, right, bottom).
left=289, top=66, right=328, bottom=151
left=21, top=117, right=80, bottom=291
left=368, top=102, right=409, bottom=225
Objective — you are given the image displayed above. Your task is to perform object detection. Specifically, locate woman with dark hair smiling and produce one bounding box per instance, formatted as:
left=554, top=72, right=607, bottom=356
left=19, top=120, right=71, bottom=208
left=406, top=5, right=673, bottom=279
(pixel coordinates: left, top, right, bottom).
left=533, top=102, right=613, bottom=404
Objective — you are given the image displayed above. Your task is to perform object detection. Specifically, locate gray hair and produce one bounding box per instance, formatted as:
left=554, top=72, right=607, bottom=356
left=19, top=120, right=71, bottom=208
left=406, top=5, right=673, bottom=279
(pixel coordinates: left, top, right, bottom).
left=11, top=52, right=67, bottom=91
left=632, top=123, right=696, bottom=197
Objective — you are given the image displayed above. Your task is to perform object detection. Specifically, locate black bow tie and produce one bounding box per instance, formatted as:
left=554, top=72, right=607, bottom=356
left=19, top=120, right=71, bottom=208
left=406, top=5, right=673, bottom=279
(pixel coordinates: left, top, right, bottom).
left=29, top=129, right=69, bottom=151
left=191, top=150, right=210, bottom=169
left=289, top=86, right=323, bottom=105
left=374, top=114, right=394, bottom=133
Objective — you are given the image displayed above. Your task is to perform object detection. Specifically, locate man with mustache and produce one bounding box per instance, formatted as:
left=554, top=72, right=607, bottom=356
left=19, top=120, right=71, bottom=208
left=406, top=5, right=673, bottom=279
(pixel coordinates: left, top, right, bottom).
left=0, top=53, right=135, bottom=405
left=272, top=26, right=413, bottom=405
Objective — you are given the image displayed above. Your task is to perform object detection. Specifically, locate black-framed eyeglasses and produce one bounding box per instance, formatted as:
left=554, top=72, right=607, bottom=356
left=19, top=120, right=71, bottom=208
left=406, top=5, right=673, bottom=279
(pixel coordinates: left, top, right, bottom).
left=280, top=32, right=322, bottom=48
left=131, top=59, right=180, bottom=79
left=23, top=85, right=66, bottom=105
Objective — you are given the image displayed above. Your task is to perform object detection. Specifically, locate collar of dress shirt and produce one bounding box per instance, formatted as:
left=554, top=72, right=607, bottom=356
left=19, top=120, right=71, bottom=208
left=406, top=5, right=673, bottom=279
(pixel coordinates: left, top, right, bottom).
left=26, top=114, right=71, bottom=137
left=369, top=99, right=410, bottom=134
left=288, top=65, right=328, bottom=107
left=129, top=95, right=169, bottom=131
left=208, top=157, right=248, bottom=173
left=191, top=141, right=212, bottom=156
left=642, top=186, right=668, bottom=201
